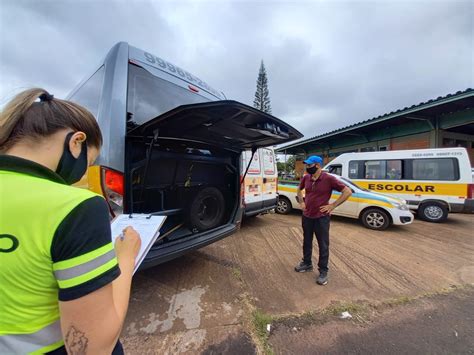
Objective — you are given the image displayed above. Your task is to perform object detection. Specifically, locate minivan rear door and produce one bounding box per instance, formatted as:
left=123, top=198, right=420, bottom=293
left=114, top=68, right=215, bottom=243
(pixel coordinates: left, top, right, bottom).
left=261, top=148, right=278, bottom=208
left=242, top=149, right=264, bottom=212
left=126, top=100, right=303, bottom=150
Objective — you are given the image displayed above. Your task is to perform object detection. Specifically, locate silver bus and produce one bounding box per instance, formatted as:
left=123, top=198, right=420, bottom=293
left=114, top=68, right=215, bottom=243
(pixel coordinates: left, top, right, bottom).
left=68, top=42, right=302, bottom=269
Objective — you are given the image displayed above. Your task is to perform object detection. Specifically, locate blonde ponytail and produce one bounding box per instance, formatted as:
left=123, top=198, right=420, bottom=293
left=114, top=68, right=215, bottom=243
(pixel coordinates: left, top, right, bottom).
left=0, top=88, right=102, bottom=153
left=0, top=89, right=47, bottom=150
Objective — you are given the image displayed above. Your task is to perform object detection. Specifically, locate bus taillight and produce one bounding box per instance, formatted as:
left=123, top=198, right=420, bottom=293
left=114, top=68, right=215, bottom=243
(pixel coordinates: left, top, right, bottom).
left=101, top=167, right=124, bottom=217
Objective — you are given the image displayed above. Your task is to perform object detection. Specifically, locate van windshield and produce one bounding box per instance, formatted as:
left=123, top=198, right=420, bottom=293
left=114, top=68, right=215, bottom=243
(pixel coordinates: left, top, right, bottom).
left=127, top=64, right=211, bottom=130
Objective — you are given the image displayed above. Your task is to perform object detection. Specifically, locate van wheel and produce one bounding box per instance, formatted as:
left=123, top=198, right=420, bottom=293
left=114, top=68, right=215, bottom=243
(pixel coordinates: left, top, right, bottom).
left=360, top=208, right=390, bottom=230
left=418, top=202, right=448, bottom=223
left=188, top=187, right=225, bottom=231
left=276, top=196, right=292, bottom=214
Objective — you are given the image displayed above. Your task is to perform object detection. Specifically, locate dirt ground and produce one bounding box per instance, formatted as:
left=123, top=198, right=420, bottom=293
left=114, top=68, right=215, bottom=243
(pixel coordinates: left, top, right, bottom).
left=121, top=212, right=474, bottom=354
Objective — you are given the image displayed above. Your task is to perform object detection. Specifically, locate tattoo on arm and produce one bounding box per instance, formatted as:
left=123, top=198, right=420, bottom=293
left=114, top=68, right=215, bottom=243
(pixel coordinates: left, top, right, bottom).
left=65, top=326, right=89, bottom=355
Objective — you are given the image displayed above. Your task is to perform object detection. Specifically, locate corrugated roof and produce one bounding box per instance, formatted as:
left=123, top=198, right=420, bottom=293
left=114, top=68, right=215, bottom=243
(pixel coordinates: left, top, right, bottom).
left=278, top=88, right=474, bottom=152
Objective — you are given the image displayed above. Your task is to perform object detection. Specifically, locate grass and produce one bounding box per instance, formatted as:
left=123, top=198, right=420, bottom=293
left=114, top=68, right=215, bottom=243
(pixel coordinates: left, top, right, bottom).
left=382, top=295, right=411, bottom=308
left=251, top=309, right=274, bottom=355
left=324, top=301, right=370, bottom=316
left=231, top=267, right=243, bottom=282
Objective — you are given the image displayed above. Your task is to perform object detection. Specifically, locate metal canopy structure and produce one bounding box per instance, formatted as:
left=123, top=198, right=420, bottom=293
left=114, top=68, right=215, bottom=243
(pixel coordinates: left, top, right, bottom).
left=277, top=88, right=474, bottom=156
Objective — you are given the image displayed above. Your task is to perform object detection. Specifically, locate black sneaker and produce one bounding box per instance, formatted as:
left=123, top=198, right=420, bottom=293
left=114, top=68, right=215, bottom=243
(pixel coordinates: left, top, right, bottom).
left=316, top=272, right=328, bottom=285
left=294, top=262, right=313, bottom=272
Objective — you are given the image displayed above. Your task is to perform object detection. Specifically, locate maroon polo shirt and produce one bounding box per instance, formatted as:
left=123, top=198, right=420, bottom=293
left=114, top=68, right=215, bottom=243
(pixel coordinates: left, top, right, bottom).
left=299, top=172, right=346, bottom=218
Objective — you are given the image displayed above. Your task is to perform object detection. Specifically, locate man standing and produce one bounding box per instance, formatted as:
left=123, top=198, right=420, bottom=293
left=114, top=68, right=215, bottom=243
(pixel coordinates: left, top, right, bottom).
left=295, top=156, right=352, bottom=285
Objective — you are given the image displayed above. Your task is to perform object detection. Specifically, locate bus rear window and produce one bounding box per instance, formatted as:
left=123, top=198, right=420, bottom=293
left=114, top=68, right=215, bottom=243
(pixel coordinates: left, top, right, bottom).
left=127, top=64, right=210, bottom=130
left=69, top=66, right=104, bottom=118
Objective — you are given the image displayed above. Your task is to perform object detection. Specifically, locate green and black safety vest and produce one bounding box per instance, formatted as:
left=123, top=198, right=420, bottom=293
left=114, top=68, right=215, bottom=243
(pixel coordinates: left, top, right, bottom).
left=0, top=155, right=120, bottom=354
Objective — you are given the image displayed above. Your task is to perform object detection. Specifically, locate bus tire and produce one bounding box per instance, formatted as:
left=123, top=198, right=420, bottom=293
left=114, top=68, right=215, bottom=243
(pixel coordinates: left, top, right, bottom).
left=188, top=187, right=225, bottom=231
left=417, top=202, right=448, bottom=223
left=360, top=208, right=391, bottom=230
left=276, top=196, right=292, bottom=215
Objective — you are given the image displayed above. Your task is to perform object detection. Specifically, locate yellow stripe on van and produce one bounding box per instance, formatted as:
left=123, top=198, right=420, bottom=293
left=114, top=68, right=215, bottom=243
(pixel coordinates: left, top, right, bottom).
left=330, top=194, right=393, bottom=209
left=278, top=184, right=394, bottom=209
left=278, top=185, right=299, bottom=193
left=354, top=181, right=468, bottom=197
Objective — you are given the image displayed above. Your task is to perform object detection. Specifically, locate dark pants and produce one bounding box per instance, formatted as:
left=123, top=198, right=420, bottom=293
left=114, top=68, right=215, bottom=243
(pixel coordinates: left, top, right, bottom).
left=302, top=215, right=330, bottom=273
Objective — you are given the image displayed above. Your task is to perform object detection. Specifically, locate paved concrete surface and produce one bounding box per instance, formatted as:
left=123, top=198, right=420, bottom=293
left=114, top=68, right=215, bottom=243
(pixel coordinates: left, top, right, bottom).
left=121, top=212, right=474, bottom=354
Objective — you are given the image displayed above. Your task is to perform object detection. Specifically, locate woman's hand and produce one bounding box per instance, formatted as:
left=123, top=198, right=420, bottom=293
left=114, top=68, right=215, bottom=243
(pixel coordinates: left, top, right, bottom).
left=114, top=226, right=141, bottom=270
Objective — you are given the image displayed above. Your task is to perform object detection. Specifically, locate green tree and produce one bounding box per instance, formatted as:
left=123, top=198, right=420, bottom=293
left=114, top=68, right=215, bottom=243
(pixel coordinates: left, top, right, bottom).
left=253, top=60, right=272, bottom=114
left=277, top=161, right=286, bottom=173
left=286, top=155, right=296, bottom=173
left=277, top=155, right=296, bottom=175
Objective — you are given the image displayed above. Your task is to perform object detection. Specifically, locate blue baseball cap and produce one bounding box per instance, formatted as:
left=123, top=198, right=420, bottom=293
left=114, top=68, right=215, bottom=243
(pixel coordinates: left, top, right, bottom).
left=303, top=155, right=323, bottom=165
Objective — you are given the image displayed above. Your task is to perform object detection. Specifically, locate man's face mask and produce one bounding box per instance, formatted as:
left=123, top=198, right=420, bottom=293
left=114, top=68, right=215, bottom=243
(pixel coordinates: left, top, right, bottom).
left=306, top=165, right=318, bottom=175
left=56, top=132, right=88, bottom=184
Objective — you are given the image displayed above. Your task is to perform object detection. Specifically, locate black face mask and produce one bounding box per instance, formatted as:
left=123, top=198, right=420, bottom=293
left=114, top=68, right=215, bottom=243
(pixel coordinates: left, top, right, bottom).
left=306, top=166, right=318, bottom=175
left=56, top=132, right=88, bottom=185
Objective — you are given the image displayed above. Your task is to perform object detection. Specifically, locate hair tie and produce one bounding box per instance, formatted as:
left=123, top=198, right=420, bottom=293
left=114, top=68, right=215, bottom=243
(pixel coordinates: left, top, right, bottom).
left=39, top=93, right=54, bottom=102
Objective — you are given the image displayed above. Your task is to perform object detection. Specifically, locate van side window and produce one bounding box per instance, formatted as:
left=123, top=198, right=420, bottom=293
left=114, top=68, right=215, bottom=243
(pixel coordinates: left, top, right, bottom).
left=349, top=160, right=402, bottom=179
left=328, top=164, right=342, bottom=176
left=69, top=66, right=105, bottom=118
left=386, top=160, right=402, bottom=179
left=412, top=158, right=459, bottom=181
left=348, top=161, right=364, bottom=179
left=364, top=160, right=386, bottom=179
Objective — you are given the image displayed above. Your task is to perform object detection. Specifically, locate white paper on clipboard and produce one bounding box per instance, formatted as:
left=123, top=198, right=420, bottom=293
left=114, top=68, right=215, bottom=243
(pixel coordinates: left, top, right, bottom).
left=111, top=214, right=167, bottom=273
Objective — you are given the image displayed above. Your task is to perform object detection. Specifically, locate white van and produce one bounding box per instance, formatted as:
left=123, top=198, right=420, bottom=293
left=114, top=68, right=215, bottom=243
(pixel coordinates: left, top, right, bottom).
left=241, top=148, right=278, bottom=216
left=324, top=148, right=474, bottom=222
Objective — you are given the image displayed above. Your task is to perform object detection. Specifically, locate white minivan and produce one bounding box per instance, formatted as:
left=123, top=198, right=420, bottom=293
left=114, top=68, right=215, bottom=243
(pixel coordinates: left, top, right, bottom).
left=324, top=148, right=474, bottom=222
left=241, top=148, right=278, bottom=216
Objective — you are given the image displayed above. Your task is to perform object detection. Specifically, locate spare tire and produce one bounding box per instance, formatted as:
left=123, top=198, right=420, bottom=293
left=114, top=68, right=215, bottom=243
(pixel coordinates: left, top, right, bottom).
left=188, top=187, right=225, bottom=231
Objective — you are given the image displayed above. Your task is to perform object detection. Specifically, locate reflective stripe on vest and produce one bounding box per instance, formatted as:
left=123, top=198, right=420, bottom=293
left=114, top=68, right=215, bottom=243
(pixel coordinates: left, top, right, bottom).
left=0, top=320, right=63, bottom=354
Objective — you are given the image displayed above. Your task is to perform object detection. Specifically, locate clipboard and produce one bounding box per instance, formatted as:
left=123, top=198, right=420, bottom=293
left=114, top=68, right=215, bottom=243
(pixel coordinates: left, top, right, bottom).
left=111, top=213, right=167, bottom=273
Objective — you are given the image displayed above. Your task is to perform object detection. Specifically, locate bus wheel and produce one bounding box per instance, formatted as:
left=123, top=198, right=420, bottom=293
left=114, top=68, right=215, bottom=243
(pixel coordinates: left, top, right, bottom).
left=276, top=196, right=292, bottom=215
left=418, top=202, right=448, bottom=223
left=361, top=208, right=390, bottom=230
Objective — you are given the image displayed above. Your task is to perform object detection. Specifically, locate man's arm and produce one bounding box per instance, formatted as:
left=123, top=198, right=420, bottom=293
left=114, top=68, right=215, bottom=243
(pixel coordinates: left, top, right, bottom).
left=297, top=176, right=306, bottom=210
left=320, top=186, right=352, bottom=214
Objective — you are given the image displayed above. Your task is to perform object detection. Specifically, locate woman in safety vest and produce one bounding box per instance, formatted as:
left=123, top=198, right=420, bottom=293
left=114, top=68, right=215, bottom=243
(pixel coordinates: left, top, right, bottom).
left=0, top=88, right=141, bottom=354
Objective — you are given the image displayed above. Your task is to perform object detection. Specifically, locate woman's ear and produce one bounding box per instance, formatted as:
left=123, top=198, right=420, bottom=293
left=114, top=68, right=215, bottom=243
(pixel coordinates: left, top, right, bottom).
left=68, top=131, right=87, bottom=158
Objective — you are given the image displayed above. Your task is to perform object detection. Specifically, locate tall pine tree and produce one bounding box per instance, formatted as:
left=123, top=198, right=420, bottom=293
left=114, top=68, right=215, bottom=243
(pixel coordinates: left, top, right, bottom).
left=253, top=60, right=272, bottom=114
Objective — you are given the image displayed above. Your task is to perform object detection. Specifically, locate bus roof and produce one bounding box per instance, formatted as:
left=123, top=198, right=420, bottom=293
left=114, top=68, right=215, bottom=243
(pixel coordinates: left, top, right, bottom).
left=128, top=44, right=225, bottom=100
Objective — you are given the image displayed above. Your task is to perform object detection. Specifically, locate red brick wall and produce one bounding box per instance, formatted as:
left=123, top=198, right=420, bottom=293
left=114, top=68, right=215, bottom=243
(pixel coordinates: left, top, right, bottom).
left=467, top=148, right=474, bottom=166
left=390, top=133, right=430, bottom=150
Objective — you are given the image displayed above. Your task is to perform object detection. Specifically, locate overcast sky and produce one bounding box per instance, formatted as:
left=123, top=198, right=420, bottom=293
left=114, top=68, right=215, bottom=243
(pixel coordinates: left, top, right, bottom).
left=1, top=0, right=472, bottom=140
